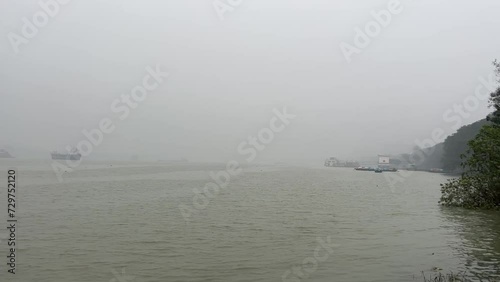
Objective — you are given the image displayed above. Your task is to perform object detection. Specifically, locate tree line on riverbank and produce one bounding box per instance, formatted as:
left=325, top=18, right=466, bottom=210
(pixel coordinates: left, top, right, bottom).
left=395, top=119, right=490, bottom=173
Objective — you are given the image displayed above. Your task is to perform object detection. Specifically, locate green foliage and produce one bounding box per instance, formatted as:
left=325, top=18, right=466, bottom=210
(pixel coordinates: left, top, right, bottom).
left=440, top=125, right=500, bottom=208
left=486, top=60, right=500, bottom=126
left=440, top=60, right=500, bottom=209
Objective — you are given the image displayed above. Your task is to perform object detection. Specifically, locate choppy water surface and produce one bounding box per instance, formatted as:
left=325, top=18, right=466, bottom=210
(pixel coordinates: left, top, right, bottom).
left=0, top=160, right=499, bottom=282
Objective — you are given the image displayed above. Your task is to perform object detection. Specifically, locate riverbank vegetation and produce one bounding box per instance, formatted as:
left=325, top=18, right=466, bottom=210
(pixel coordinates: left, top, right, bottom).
left=440, top=60, right=500, bottom=209
left=418, top=271, right=467, bottom=282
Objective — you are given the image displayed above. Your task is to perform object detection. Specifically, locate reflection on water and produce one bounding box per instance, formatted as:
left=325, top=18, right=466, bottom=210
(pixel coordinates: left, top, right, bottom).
left=440, top=207, right=500, bottom=280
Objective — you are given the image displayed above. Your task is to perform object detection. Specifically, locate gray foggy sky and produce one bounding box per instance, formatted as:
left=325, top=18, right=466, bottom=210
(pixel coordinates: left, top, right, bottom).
left=1, top=0, right=499, bottom=162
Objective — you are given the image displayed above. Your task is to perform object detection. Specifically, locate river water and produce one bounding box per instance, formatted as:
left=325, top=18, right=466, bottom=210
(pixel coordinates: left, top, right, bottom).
left=0, top=160, right=499, bottom=282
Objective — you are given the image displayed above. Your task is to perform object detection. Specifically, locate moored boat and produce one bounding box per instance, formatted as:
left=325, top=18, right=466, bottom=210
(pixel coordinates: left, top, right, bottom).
left=355, top=167, right=375, bottom=171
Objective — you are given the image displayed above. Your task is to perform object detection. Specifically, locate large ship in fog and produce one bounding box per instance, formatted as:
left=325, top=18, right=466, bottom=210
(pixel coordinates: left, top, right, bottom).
left=51, top=148, right=81, bottom=161
left=324, top=157, right=360, bottom=168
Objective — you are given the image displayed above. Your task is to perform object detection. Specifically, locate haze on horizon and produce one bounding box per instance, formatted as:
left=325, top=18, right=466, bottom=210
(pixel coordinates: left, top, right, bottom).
left=1, top=0, right=499, bottom=163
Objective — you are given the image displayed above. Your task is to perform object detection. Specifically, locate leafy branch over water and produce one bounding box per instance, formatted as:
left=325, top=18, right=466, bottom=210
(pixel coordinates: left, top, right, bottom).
left=440, top=60, right=500, bottom=209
